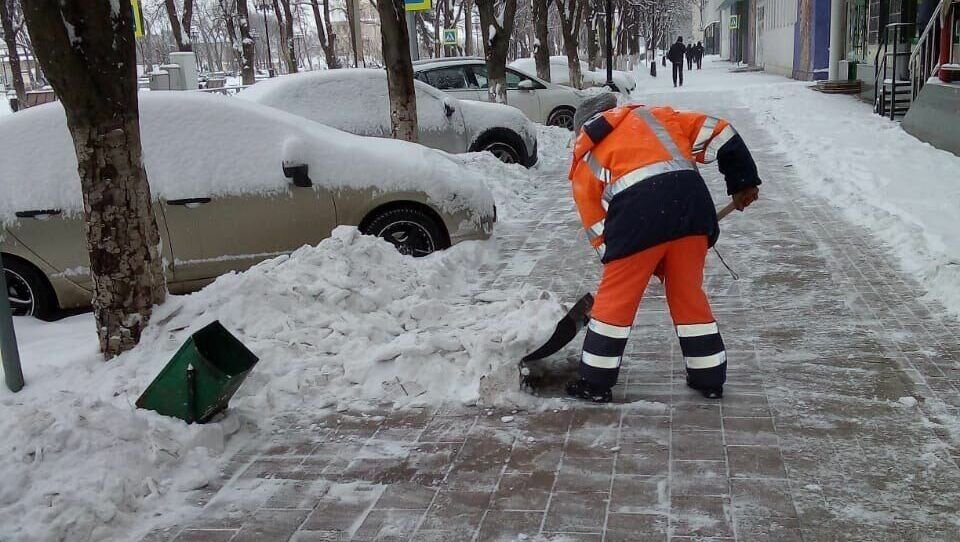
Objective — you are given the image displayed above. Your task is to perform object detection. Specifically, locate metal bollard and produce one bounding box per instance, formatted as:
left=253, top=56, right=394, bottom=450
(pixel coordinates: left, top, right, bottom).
left=0, top=254, right=24, bottom=392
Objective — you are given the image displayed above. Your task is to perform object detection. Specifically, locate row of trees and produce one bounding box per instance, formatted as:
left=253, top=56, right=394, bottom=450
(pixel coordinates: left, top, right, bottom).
left=6, top=0, right=691, bottom=358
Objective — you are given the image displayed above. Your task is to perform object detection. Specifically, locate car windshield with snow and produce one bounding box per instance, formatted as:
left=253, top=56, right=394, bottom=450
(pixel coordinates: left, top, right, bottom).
left=238, top=69, right=539, bottom=168
left=0, top=93, right=496, bottom=319
left=412, top=57, right=585, bottom=130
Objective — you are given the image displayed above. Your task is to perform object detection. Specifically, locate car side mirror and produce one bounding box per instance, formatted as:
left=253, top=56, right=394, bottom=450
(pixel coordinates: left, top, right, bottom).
left=282, top=163, right=312, bottom=188
left=444, top=100, right=456, bottom=117
left=517, top=79, right=535, bottom=91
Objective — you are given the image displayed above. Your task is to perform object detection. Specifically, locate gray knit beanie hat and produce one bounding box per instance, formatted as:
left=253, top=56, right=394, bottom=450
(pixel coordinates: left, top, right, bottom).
left=573, top=92, right=619, bottom=133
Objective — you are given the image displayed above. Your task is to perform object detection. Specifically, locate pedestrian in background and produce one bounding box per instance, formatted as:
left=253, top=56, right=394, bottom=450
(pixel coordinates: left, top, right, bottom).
left=668, top=37, right=686, bottom=88
left=686, top=44, right=695, bottom=70
left=695, top=41, right=705, bottom=70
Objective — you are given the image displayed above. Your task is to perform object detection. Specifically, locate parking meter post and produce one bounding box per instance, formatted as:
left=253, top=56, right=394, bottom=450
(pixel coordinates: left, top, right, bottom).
left=0, top=256, right=24, bottom=392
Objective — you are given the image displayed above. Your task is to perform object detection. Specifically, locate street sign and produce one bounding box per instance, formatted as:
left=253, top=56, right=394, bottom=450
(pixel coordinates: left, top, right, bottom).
left=404, top=0, right=432, bottom=11
left=729, top=15, right=739, bottom=29
left=443, top=29, right=457, bottom=45
left=131, top=0, right=145, bottom=38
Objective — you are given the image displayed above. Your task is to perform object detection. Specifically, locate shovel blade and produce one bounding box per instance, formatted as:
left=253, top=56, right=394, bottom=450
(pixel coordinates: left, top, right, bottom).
left=522, top=293, right=594, bottom=362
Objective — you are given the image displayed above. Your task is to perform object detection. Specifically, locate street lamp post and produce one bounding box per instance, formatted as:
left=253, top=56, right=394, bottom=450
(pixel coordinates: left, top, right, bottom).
left=0, top=255, right=24, bottom=393
left=605, top=0, right=614, bottom=88
left=190, top=28, right=202, bottom=73
left=255, top=0, right=276, bottom=77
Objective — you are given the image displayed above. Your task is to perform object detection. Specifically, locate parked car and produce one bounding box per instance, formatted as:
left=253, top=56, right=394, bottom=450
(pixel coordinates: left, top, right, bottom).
left=0, top=93, right=495, bottom=319
left=509, top=56, right=637, bottom=94
left=239, top=69, right=538, bottom=167
left=412, top=57, right=585, bottom=130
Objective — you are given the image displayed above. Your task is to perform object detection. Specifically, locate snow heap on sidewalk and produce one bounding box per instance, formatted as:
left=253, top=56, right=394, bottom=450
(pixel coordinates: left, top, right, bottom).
left=0, top=228, right=564, bottom=541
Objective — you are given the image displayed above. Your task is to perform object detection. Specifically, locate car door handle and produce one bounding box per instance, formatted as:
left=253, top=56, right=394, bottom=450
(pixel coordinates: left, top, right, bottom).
left=166, top=198, right=212, bottom=207
left=15, top=209, right=62, bottom=218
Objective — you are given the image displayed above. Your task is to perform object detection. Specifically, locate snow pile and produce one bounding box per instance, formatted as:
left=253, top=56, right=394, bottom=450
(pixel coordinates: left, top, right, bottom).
left=0, top=228, right=563, bottom=541
left=0, top=97, right=11, bottom=117
left=0, top=92, right=495, bottom=226
left=451, top=125, right=572, bottom=220
left=744, top=83, right=960, bottom=317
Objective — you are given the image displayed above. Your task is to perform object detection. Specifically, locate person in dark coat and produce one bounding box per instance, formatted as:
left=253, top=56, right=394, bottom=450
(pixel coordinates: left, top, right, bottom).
left=668, top=37, right=686, bottom=87
left=695, top=41, right=705, bottom=69
left=686, top=43, right=694, bottom=70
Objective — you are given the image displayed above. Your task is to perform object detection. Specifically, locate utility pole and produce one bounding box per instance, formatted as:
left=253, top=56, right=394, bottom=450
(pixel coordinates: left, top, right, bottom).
left=407, top=11, right=419, bottom=60
left=0, top=257, right=24, bottom=393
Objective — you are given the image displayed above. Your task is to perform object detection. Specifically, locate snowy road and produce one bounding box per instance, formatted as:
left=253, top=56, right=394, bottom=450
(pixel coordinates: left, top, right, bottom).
left=134, top=64, right=960, bottom=541
left=4, top=60, right=960, bottom=541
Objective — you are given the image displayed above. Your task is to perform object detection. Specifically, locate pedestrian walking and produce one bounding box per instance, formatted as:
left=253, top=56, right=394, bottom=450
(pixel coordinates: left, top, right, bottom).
left=565, top=93, right=762, bottom=403
left=686, top=44, right=694, bottom=70
left=668, top=37, right=686, bottom=87
left=695, top=41, right=705, bottom=70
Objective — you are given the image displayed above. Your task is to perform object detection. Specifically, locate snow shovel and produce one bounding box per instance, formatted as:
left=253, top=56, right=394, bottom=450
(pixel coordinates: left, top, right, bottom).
left=519, top=202, right=738, bottom=390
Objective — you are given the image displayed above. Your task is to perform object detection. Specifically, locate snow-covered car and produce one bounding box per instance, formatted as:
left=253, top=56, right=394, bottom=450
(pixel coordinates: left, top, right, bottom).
left=0, top=93, right=495, bottom=318
left=239, top=69, right=538, bottom=168
left=510, top=56, right=637, bottom=94
left=413, top=57, right=585, bottom=130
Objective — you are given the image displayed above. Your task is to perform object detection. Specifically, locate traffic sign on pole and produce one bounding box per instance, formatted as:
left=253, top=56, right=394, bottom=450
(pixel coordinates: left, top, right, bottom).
left=131, top=0, right=145, bottom=38
left=442, top=29, right=458, bottom=46
left=404, top=0, right=432, bottom=11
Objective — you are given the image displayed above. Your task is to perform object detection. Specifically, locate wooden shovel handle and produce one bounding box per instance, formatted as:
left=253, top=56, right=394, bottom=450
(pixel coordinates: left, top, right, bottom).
left=717, top=201, right=738, bottom=221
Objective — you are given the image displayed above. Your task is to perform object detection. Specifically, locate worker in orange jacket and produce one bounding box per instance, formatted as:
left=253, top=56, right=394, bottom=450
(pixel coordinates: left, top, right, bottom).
left=566, top=93, right=760, bottom=403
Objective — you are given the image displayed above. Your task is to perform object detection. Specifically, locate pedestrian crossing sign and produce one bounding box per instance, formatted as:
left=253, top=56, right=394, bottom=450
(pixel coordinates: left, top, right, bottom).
left=729, top=15, right=739, bottom=29
left=443, top=29, right=458, bottom=45
left=405, top=0, right=432, bottom=11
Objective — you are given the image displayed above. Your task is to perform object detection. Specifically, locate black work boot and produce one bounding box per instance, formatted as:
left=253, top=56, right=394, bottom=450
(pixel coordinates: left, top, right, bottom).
left=686, top=375, right=723, bottom=399
left=565, top=378, right=613, bottom=403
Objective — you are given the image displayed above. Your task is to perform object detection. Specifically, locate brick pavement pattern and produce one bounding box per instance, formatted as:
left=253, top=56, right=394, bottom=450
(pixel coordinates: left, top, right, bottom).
left=144, top=89, right=960, bottom=541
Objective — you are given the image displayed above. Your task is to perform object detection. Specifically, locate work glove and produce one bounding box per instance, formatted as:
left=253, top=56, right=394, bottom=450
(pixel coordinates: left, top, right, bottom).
left=733, top=186, right=760, bottom=211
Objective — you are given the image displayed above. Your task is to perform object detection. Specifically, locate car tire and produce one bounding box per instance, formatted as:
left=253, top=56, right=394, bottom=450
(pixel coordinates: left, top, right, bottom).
left=470, top=130, right=525, bottom=166
left=547, top=107, right=577, bottom=130
left=3, top=256, right=56, bottom=320
left=361, top=207, right=450, bottom=257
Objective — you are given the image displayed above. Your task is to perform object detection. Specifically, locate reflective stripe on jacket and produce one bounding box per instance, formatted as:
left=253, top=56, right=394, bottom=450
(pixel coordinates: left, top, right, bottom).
left=568, top=104, right=760, bottom=263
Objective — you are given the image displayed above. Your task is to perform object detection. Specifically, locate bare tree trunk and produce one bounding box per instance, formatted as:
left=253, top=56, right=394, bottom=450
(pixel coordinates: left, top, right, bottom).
left=376, top=0, right=418, bottom=141
left=0, top=0, right=26, bottom=104
left=463, top=0, right=473, bottom=55
left=477, top=0, right=517, bottom=103
left=219, top=0, right=241, bottom=68
left=585, top=0, right=598, bottom=70
left=345, top=0, right=361, bottom=66
left=22, top=0, right=166, bottom=358
left=532, top=0, right=551, bottom=81
left=164, top=0, right=187, bottom=51
left=310, top=0, right=340, bottom=68
left=556, top=0, right=583, bottom=88
left=236, top=0, right=257, bottom=84
left=280, top=0, right=298, bottom=72
left=182, top=0, right=195, bottom=49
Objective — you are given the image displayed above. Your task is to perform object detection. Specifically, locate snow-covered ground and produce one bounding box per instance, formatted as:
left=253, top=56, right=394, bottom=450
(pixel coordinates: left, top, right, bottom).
left=0, top=97, right=11, bottom=117
left=631, top=56, right=960, bottom=318
left=3, top=57, right=959, bottom=541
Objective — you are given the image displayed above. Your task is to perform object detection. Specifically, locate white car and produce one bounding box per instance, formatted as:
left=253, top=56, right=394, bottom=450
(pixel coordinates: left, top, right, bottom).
left=510, top=56, right=637, bottom=94
left=413, top=57, right=585, bottom=130
left=240, top=69, right=538, bottom=167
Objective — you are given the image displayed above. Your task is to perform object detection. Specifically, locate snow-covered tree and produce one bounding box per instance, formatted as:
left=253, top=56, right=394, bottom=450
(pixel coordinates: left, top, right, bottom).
left=377, top=0, right=418, bottom=141
left=22, top=1, right=167, bottom=358
left=0, top=0, right=27, bottom=104
left=555, top=0, right=584, bottom=88
left=476, top=0, right=518, bottom=104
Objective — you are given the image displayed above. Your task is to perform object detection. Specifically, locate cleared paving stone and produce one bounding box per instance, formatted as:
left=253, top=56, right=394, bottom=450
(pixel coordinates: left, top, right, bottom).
left=609, top=475, right=669, bottom=514
left=671, top=460, right=729, bottom=496
left=351, top=509, right=422, bottom=541
left=672, top=430, right=726, bottom=461
left=722, top=417, right=779, bottom=446
left=555, top=457, right=614, bottom=492
left=232, top=509, right=310, bottom=542
left=734, top=516, right=804, bottom=542
left=491, top=471, right=555, bottom=510
left=726, top=445, right=788, bottom=479
left=476, top=510, right=544, bottom=539
left=543, top=492, right=607, bottom=533
left=730, top=478, right=798, bottom=518
left=670, top=495, right=734, bottom=538
left=604, top=512, right=668, bottom=541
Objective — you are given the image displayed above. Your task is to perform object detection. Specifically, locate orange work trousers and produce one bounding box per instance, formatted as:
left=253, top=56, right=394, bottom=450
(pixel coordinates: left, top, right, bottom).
left=579, top=235, right=727, bottom=389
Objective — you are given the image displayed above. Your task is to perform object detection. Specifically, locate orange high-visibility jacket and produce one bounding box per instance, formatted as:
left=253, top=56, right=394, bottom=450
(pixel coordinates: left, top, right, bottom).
left=569, top=104, right=760, bottom=263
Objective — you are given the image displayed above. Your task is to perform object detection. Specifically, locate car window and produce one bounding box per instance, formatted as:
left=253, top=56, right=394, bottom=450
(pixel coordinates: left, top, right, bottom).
left=471, top=65, right=538, bottom=90
left=423, top=67, right=470, bottom=90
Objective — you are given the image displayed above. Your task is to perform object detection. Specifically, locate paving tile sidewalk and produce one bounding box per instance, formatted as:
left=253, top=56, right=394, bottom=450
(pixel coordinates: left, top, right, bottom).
left=144, top=92, right=960, bottom=542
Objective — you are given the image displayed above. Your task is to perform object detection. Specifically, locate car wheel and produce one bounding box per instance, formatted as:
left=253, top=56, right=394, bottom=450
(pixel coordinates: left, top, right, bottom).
left=482, top=141, right=522, bottom=164
left=547, top=107, right=576, bottom=130
left=3, top=257, right=55, bottom=320
left=361, top=207, right=449, bottom=257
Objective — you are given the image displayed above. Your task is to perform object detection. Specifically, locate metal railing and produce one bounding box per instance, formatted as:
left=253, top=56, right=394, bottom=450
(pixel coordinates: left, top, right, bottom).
left=196, top=85, right=251, bottom=96
left=874, top=23, right=915, bottom=120
left=910, top=0, right=946, bottom=98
